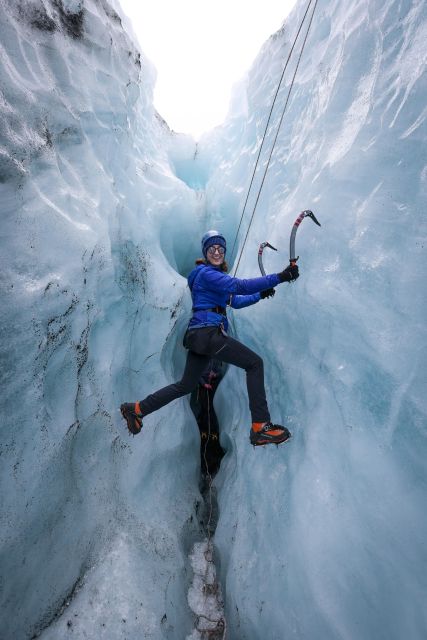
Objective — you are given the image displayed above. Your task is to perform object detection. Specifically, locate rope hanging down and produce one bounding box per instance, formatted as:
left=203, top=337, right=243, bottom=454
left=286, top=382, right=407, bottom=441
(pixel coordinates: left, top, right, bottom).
left=199, top=387, right=227, bottom=638
left=229, top=0, right=315, bottom=267
left=203, top=386, right=214, bottom=537
left=232, top=0, right=319, bottom=277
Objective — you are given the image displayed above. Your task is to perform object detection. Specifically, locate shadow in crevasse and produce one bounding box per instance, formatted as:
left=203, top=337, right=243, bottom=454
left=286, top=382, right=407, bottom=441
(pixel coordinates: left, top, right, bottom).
left=189, top=359, right=226, bottom=489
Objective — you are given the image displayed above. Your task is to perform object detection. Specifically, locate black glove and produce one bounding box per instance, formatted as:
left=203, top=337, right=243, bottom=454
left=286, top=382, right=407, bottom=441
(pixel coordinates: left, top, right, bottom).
left=260, top=288, right=276, bottom=299
left=278, top=264, right=299, bottom=283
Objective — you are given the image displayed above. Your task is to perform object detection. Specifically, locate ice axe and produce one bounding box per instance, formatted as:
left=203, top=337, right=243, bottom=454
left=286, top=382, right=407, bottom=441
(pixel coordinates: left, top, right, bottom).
left=258, top=209, right=321, bottom=277
left=289, top=209, right=321, bottom=266
left=258, top=241, right=277, bottom=276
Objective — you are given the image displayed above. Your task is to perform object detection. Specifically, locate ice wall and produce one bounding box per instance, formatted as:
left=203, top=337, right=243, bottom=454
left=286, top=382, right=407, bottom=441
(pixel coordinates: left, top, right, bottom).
left=196, top=0, right=427, bottom=638
left=1, top=0, right=426, bottom=639
left=0, top=1, right=206, bottom=638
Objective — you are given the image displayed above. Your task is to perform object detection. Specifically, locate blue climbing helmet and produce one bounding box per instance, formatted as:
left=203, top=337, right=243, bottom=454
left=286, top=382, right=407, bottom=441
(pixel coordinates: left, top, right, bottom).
left=201, top=230, right=226, bottom=258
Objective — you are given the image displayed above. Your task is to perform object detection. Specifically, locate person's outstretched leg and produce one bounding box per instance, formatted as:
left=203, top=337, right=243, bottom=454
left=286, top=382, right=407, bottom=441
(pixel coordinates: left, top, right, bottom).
left=212, top=334, right=270, bottom=423
left=121, top=350, right=209, bottom=434
left=140, top=350, right=209, bottom=415
left=207, top=331, right=291, bottom=446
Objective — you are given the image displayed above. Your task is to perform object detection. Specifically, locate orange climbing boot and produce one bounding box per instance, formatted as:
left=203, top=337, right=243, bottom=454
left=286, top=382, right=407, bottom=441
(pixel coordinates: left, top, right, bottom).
left=250, top=421, right=291, bottom=446
left=120, top=402, right=143, bottom=435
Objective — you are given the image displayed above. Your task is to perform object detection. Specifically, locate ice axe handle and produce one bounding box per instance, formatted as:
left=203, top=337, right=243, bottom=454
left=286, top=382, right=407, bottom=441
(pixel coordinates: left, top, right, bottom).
left=289, top=209, right=321, bottom=264
left=258, top=241, right=277, bottom=277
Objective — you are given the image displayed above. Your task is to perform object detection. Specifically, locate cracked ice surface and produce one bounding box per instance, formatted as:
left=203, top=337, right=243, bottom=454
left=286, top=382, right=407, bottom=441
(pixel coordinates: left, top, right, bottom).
left=1, top=0, right=427, bottom=639
left=186, top=540, right=225, bottom=639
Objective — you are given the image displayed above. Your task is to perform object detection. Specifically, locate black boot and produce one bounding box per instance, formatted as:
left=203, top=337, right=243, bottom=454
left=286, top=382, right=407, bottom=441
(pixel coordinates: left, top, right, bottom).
left=120, top=402, right=143, bottom=435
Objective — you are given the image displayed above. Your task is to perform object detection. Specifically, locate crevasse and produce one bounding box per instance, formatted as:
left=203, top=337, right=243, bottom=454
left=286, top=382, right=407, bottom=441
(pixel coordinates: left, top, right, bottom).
left=0, top=0, right=426, bottom=639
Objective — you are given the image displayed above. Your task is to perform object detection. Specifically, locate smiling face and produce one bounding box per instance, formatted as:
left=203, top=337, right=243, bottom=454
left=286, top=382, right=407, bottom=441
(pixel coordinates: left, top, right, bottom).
left=206, top=244, right=225, bottom=267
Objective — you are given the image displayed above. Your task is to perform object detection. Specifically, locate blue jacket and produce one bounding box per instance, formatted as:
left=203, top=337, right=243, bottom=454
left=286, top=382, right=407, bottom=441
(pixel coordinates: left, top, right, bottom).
left=187, top=263, right=280, bottom=331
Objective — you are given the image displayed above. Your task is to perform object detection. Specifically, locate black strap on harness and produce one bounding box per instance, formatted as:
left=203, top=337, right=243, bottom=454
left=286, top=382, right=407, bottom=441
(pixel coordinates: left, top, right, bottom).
left=192, top=306, right=227, bottom=316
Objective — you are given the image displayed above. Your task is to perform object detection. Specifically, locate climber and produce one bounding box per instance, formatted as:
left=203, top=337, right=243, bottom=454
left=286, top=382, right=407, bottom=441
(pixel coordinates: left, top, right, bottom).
left=190, top=359, right=225, bottom=476
left=120, top=230, right=299, bottom=446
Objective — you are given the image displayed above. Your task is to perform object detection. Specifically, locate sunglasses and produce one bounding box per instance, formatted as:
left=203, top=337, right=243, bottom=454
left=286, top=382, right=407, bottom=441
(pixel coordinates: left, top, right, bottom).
left=207, top=245, right=226, bottom=256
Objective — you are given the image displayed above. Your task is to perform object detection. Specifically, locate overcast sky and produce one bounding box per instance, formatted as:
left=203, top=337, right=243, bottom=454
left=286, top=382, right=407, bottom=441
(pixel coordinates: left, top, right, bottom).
left=118, top=0, right=297, bottom=138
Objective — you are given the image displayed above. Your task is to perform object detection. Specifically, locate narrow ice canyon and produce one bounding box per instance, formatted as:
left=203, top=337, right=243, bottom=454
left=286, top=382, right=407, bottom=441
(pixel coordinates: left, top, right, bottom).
left=0, top=0, right=426, bottom=638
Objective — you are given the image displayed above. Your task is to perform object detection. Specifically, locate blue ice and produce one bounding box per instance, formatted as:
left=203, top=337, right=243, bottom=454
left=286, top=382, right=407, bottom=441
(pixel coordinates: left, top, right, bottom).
left=0, top=0, right=426, bottom=638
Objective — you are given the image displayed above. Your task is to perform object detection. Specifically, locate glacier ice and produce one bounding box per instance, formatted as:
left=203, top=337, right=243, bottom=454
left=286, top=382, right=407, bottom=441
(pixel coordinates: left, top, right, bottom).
left=186, top=540, right=225, bottom=639
left=0, top=0, right=426, bottom=639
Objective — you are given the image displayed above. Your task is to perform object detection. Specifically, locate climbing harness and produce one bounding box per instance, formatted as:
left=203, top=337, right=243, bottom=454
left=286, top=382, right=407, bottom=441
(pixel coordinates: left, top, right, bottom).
left=192, top=305, right=227, bottom=316
left=232, top=0, right=319, bottom=276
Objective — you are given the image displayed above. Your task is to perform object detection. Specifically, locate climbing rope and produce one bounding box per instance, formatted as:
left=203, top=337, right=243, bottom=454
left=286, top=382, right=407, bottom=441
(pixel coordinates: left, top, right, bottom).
left=199, top=385, right=227, bottom=638
left=203, top=385, right=214, bottom=536
left=229, top=0, right=315, bottom=267
left=232, top=0, right=319, bottom=277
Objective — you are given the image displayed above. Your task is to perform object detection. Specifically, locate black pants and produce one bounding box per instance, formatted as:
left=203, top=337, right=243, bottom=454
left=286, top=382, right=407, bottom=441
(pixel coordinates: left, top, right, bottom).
left=139, top=326, right=270, bottom=423
left=190, top=381, right=225, bottom=476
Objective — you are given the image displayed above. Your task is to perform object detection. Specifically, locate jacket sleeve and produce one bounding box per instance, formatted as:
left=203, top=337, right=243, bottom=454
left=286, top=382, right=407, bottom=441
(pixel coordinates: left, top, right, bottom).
left=230, top=293, right=261, bottom=309
left=200, top=268, right=280, bottom=295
